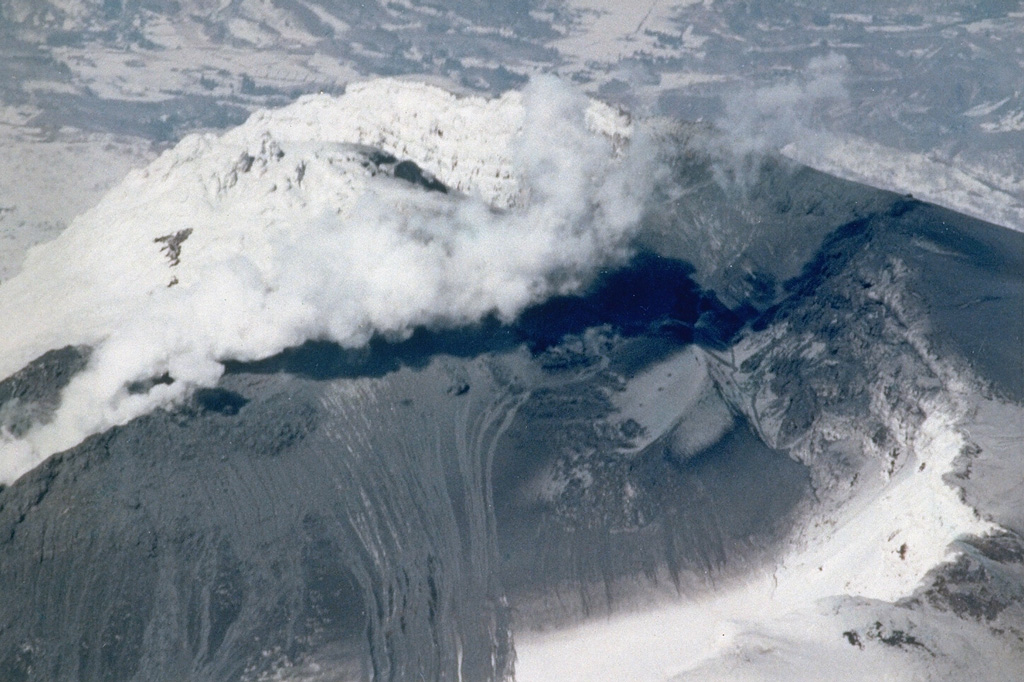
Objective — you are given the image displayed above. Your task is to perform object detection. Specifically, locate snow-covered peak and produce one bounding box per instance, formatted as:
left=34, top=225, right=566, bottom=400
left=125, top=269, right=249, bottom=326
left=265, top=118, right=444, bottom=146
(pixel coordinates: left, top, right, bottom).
left=0, top=76, right=649, bottom=483
left=225, top=79, right=631, bottom=208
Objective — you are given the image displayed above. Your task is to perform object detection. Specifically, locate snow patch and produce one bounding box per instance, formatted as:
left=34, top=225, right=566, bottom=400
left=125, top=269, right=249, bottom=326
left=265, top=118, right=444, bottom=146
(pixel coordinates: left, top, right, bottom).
left=610, top=347, right=733, bottom=458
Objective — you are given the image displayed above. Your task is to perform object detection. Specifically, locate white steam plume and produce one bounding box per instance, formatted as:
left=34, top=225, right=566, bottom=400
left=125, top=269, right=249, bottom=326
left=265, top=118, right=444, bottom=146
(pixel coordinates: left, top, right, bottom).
left=0, top=76, right=658, bottom=483
left=710, top=53, right=849, bottom=189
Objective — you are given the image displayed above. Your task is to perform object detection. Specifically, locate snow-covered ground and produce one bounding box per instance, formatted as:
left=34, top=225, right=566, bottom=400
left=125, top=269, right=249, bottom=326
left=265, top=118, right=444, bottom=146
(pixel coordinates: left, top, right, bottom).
left=784, top=136, right=1024, bottom=234
left=0, top=120, right=155, bottom=282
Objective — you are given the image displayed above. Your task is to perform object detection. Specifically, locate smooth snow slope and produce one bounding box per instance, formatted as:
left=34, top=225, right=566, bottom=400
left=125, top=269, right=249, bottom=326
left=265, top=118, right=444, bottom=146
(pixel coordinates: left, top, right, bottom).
left=783, top=136, right=1024, bottom=234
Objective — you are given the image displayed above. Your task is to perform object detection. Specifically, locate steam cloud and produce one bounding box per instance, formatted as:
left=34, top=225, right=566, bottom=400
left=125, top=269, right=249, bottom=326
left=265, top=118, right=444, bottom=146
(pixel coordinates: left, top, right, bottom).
left=0, top=76, right=659, bottom=483
left=711, top=53, right=849, bottom=189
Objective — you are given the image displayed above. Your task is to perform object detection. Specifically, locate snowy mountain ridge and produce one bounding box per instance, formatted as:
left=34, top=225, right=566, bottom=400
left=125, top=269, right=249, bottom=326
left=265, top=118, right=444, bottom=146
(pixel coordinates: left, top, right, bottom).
left=783, top=136, right=1024, bottom=234
left=708, top=257, right=996, bottom=604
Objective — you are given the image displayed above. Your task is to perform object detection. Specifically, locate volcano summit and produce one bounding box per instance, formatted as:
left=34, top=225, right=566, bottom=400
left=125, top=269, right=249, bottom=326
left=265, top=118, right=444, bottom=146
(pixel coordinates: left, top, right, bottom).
left=0, top=78, right=1023, bottom=682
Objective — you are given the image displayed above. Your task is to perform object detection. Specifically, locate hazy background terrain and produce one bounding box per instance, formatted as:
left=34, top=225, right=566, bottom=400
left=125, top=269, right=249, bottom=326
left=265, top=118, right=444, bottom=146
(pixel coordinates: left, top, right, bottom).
left=2, top=0, right=1023, bottom=282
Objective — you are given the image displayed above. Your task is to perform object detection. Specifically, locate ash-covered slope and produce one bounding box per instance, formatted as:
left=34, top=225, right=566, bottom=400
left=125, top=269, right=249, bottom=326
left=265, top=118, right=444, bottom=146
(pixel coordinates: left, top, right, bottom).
left=0, top=309, right=811, bottom=681
left=1, top=77, right=1023, bottom=681
left=0, top=352, right=526, bottom=681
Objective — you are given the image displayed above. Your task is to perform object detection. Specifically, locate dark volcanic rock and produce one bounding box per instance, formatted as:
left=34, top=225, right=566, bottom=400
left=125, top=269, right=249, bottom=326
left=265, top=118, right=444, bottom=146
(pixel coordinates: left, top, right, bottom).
left=0, top=360, right=521, bottom=682
left=0, top=346, right=89, bottom=437
left=391, top=159, right=448, bottom=193
left=0, top=333, right=812, bottom=681
left=917, top=532, right=1024, bottom=623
